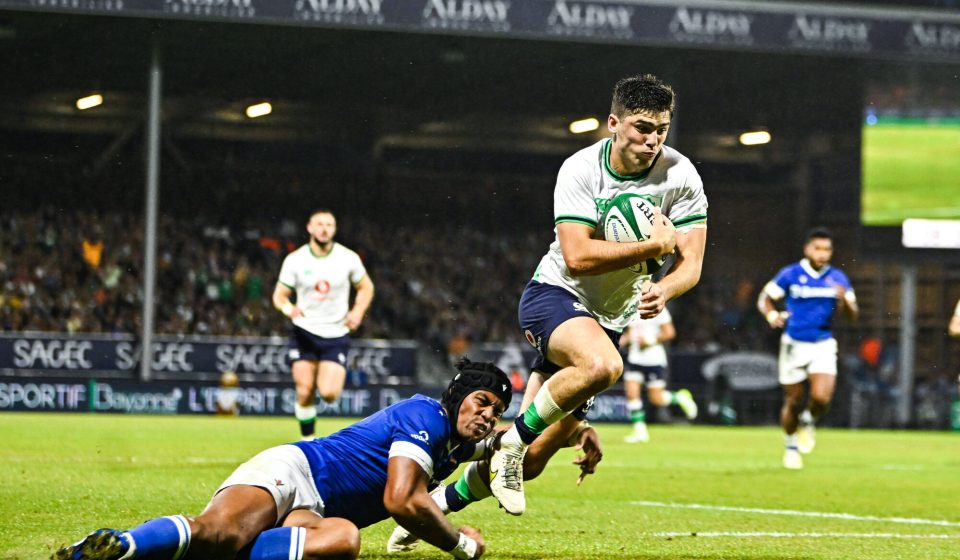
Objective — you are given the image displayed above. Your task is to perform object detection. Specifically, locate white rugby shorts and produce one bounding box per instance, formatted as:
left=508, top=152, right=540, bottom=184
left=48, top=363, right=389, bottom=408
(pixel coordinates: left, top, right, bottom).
left=216, top=444, right=324, bottom=523
left=778, top=335, right=838, bottom=385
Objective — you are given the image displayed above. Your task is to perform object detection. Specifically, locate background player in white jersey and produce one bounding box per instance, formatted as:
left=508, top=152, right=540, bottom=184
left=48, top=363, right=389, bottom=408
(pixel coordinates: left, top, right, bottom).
left=272, top=209, right=375, bottom=439
left=488, top=74, right=708, bottom=514
left=53, top=358, right=511, bottom=560
left=620, top=307, right=698, bottom=443
left=758, top=227, right=859, bottom=470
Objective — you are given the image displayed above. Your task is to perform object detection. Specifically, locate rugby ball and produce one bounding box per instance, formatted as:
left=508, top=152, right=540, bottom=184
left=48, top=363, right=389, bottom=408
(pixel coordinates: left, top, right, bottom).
left=600, top=193, right=667, bottom=275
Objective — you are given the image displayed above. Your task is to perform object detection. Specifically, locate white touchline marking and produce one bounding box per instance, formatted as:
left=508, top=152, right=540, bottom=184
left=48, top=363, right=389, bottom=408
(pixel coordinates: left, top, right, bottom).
left=631, top=501, right=960, bottom=528
left=652, top=532, right=960, bottom=539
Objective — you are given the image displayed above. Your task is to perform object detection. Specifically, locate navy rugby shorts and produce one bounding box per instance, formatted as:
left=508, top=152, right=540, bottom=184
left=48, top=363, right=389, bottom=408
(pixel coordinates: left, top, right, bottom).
left=623, top=363, right=667, bottom=386
left=288, top=326, right=349, bottom=365
left=517, top=280, right=620, bottom=376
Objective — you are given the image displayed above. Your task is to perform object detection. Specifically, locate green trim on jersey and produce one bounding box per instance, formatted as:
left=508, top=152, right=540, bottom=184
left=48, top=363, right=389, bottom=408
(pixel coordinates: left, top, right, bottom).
left=280, top=281, right=296, bottom=290
left=601, top=138, right=655, bottom=182
left=532, top=263, right=543, bottom=281
left=556, top=215, right=598, bottom=228
left=673, top=214, right=708, bottom=227
left=308, top=242, right=336, bottom=259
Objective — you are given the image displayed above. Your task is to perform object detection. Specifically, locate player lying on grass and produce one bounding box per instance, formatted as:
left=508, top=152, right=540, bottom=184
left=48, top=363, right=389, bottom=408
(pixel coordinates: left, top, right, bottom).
left=53, top=358, right=512, bottom=560
left=386, top=370, right=603, bottom=553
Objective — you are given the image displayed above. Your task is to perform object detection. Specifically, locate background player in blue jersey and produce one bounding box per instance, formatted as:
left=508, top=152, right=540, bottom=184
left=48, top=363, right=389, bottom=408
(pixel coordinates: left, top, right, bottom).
left=758, top=227, right=859, bottom=470
left=53, top=358, right=512, bottom=560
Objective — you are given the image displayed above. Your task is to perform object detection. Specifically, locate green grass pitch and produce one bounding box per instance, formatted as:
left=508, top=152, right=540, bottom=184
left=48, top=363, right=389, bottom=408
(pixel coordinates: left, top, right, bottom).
left=862, top=122, right=960, bottom=225
left=3, top=413, right=959, bottom=559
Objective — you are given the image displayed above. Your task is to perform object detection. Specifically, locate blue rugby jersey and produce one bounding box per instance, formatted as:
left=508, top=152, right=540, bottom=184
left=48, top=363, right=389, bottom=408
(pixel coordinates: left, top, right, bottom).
left=292, top=395, right=476, bottom=528
left=764, top=259, right=854, bottom=343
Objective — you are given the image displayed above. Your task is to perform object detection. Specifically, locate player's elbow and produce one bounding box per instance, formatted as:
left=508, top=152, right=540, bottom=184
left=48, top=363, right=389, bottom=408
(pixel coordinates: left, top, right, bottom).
left=563, top=255, right=594, bottom=276
left=383, top=491, right=420, bottom=519
left=756, top=287, right=777, bottom=311
left=385, top=502, right=423, bottom=524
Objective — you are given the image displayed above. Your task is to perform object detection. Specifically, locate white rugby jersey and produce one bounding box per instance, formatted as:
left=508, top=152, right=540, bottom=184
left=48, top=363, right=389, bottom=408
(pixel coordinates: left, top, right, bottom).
left=278, top=242, right=368, bottom=338
left=625, top=307, right=672, bottom=367
left=532, top=138, right=707, bottom=330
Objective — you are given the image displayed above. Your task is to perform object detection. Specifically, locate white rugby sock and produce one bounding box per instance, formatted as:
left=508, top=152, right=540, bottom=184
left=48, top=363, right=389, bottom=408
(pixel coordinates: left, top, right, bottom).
left=294, top=404, right=317, bottom=422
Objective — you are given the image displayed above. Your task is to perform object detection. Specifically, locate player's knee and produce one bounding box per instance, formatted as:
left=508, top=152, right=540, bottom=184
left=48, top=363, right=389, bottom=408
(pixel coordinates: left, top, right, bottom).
left=190, top=516, right=247, bottom=558
left=341, top=523, right=362, bottom=558
left=302, top=520, right=360, bottom=560
left=782, top=392, right=803, bottom=410
left=581, top=355, right=623, bottom=392
left=809, top=393, right=832, bottom=410
left=318, top=390, right=340, bottom=404
left=648, top=389, right=667, bottom=406
left=296, top=390, right=316, bottom=406
left=191, top=510, right=266, bottom=560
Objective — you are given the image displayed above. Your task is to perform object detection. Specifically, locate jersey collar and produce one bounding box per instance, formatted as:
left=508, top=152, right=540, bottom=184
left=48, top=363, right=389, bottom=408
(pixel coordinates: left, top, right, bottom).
left=308, top=242, right=336, bottom=258
left=800, top=258, right=830, bottom=279
left=602, top=138, right=658, bottom=182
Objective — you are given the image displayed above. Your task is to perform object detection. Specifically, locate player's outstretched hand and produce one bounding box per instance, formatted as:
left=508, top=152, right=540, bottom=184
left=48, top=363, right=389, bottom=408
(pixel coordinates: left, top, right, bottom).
left=649, top=208, right=677, bottom=257
left=458, top=526, right=486, bottom=559
left=636, top=281, right=666, bottom=319
left=572, top=426, right=603, bottom=486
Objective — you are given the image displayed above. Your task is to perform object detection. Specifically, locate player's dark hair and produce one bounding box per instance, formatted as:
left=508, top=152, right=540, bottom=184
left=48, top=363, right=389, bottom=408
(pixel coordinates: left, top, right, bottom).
left=441, top=357, right=512, bottom=428
left=308, top=208, right=335, bottom=221
left=611, top=74, right=676, bottom=118
left=805, top=226, right=833, bottom=244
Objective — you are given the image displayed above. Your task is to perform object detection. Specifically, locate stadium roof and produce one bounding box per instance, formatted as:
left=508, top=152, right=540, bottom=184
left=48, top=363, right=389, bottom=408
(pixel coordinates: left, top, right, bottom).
left=0, top=7, right=955, bottom=169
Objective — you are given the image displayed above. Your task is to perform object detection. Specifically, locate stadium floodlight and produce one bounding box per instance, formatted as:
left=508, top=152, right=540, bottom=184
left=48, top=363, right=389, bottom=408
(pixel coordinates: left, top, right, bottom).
left=569, top=117, right=600, bottom=134
left=739, top=130, right=771, bottom=146
left=245, top=102, right=272, bottom=119
left=75, top=94, right=103, bottom=111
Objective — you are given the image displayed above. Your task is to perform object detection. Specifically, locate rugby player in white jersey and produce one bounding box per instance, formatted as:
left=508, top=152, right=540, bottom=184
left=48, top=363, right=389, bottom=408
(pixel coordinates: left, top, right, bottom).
left=484, top=74, right=708, bottom=514
left=272, top=209, right=374, bottom=439
left=758, top=227, right=859, bottom=469
left=621, top=306, right=698, bottom=443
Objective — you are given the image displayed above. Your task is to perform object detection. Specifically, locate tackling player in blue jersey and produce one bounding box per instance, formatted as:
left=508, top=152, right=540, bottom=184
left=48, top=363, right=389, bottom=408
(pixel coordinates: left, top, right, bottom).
left=757, top=227, right=859, bottom=470
left=53, top=358, right=512, bottom=560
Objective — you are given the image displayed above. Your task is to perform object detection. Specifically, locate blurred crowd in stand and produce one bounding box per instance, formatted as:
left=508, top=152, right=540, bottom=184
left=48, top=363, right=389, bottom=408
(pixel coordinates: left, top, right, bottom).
left=0, top=209, right=560, bottom=347
left=4, top=207, right=958, bottom=428
left=1, top=207, right=774, bottom=349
